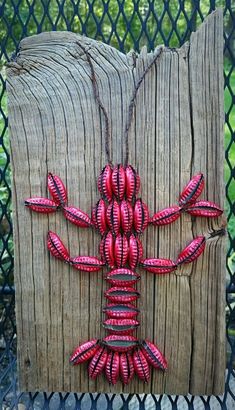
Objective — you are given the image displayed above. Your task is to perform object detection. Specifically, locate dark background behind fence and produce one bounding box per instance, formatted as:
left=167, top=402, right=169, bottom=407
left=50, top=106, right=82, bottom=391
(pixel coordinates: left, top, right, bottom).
left=0, top=1, right=234, bottom=408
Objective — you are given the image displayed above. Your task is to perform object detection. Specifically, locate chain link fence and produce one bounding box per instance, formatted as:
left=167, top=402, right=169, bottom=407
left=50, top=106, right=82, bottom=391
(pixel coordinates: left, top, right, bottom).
left=0, top=0, right=234, bottom=408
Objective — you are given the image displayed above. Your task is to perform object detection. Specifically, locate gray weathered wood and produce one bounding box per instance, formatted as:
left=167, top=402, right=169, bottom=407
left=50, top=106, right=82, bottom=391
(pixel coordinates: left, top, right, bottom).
left=7, top=9, right=225, bottom=394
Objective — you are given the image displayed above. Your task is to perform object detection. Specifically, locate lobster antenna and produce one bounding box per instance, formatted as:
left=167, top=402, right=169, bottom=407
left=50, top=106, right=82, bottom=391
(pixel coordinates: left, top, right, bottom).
left=80, top=42, right=163, bottom=167
left=79, top=43, right=113, bottom=166
left=124, top=46, right=163, bottom=166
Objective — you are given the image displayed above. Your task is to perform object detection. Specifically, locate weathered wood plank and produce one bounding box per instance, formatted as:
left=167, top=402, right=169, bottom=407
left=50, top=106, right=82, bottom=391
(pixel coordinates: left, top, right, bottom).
left=7, top=9, right=225, bottom=394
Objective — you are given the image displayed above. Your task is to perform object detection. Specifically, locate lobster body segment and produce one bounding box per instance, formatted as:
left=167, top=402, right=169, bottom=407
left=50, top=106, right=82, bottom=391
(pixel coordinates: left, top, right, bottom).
left=111, top=164, right=126, bottom=201
left=125, top=165, right=140, bottom=202
left=106, top=200, right=121, bottom=235
left=98, top=164, right=113, bottom=202
left=106, top=268, right=140, bottom=286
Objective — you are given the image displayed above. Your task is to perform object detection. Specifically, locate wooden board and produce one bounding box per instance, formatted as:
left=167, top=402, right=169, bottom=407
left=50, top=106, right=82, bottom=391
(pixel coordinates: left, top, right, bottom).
left=6, top=9, right=226, bottom=394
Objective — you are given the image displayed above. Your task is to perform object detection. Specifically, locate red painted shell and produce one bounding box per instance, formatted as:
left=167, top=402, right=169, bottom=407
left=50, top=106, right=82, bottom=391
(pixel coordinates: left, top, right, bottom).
left=120, top=200, right=133, bottom=234
left=176, top=235, right=206, bottom=265
left=179, top=173, right=204, bottom=206
left=103, top=304, right=139, bottom=319
left=25, top=197, right=58, bottom=213
left=70, top=339, right=100, bottom=364
left=103, top=335, right=138, bottom=352
left=114, top=233, right=129, bottom=268
left=120, top=352, right=135, bottom=384
left=63, top=206, right=92, bottom=228
left=105, top=287, right=140, bottom=303
left=91, top=206, right=98, bottom=229
left=133, top=199, right=149, bottom=234
left=106, top=200, right=121, bottom=235
left=92, top=199, right=107, bottom=235
left=140, top=340, right=167, bottom=370
left=111, top=164, right=126, bottom=201
left=47, top=231, right=70, bottom=262
left=125, top=165, right=140, bottom=202
left=128, top=234, right=143, bottom=269
left=185, top=200, right=223, bottom=217
left=133, top=349, right=150, bottom=382
left=140, top=258, right=177, bottom=274
left=101, top=232, right=115, bottom=268
left=103, top=318, right=139, bottom=335
left=48, top=173, right=67, bottom=206
left=99, top=237, right=105, bottom=261
left=150, top=206, right=182, bottom=226
left=88, top=346, right=108, bottom=379
left=105, top=351, right=119, bottom=384
left=106, top=268, right=140, bottom=287
left=98, top=164, right=113, bottom=202
left=70, top=256, right=105, bottom=272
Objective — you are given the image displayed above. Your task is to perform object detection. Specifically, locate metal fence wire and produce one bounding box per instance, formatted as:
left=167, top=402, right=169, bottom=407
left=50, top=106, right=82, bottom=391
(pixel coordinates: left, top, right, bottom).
left=0, top=0, right=234, bottom=409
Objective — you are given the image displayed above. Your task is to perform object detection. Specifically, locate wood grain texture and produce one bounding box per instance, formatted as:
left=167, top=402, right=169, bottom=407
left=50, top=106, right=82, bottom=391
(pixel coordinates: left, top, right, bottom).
left=7, top=9, right=225, bottom=394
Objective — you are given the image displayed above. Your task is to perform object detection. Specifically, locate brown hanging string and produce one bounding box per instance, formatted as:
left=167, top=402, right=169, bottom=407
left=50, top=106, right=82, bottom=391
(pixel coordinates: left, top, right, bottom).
left=79, top=43, right=164, bottom=166
left=124, top=46, right=163, bottom=166
left=79, top=43, right=112, bottom=166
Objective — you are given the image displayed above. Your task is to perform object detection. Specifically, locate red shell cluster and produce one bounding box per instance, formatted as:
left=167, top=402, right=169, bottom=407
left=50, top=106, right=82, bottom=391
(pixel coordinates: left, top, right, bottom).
left=69, top=338, right=167, bottom=384
left=25, top=165, right=223, bottom=384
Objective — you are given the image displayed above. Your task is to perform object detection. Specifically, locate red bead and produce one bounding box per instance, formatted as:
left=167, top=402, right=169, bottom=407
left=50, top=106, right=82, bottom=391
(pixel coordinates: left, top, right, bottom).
left=70, top=339, right=100, bottom=364
left=105, top=286, right=140, bottom=303
left=103, top=303, right=139, bottom=319
left=133, top=349, right=150, bottom=382
left=92, top=199, right=107, bottom=235
left=140, top=258, right=177, bottom=274
left=105, top=351, right=119, bottom=384
left=120, top=200, right=133, bottom=234
left=88, top=346, right=108, bottom=379
left=179, top=173, right=204, bottom=206
left=48, top=173, right=67, bottom=206
left=140, top=340, right=167, bottom=370
left=106, top=268, right=140, bottom=287
left=101, top=232, right=115, bottom=268
left=98, top=164, right=113, bottom=202
left=70, top=256, right=105, bottom=272
left=25, top=197, right=58, bottom=213
left=103, top=335, right=138, bottom=352
left=63, top=206, right=92, bottom=228
left=176, top=236, right=206, bottom=265
left=114, top=233, right=129, bottom=268
left=47, top=231, right=70, bottom=262
left=128, top=234, right=143, bottom=269
left=103, top=318, right=139, bottom=335
left=125, top=165, right=140, bottom=202
left=111, top=164, right=126, bottom=201
left=185, top=200, right=223, bottom=217
left=150, top=206, right=182, bottom=226
left=120, top=352, right=135, bottom=384
left=133, top=199, right=149, bottom=233
left=106, top=200, right=121, bottom=235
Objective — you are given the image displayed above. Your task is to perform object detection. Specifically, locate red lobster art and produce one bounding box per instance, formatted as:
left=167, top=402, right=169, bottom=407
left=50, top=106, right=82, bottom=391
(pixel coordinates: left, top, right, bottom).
left=24, top=44, right=223, bottom=385
left=25, top=168, right=223, bottom=384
